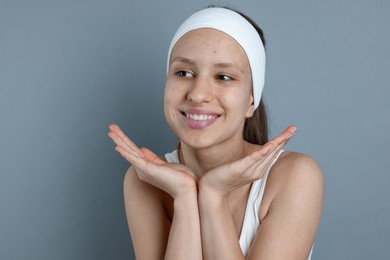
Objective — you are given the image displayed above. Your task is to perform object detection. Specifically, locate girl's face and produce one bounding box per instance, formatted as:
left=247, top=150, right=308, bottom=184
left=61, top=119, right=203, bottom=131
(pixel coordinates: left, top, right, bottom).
left=164, top=28, right=254, bottom=149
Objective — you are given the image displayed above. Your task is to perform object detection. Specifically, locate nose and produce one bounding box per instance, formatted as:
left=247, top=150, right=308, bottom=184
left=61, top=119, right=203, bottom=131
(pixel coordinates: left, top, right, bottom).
left=186, top=76, right=213, bottom=103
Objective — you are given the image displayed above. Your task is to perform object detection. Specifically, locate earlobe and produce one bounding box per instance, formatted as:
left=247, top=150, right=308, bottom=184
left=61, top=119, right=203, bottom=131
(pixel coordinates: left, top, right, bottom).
left=245, top=107, right=255, bottom=118
left=245, top=96, right=255, bottom=118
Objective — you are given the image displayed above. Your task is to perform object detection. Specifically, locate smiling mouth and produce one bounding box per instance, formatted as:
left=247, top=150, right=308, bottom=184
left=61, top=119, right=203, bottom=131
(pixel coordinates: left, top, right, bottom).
left=182, top=112, right=220, bottom=121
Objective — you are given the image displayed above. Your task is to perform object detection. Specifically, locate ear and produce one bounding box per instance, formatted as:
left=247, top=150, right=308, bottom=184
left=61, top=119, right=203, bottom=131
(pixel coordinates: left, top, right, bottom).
left=245, top=94, right=255, bottom=118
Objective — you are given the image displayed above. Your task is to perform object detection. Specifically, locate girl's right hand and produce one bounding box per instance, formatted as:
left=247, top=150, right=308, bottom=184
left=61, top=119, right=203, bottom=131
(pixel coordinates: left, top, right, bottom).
left=108, top=124, right=197, bottom=198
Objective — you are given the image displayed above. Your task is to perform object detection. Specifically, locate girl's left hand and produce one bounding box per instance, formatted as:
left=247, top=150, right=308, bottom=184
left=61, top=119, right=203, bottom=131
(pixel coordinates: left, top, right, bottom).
left=198, top=126, right=297, bottom=198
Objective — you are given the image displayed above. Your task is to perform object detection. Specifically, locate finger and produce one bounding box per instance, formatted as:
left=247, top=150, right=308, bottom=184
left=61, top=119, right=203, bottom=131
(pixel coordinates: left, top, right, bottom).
left=267, top=141, right=285, bottom=160
left=236, top=142, right=286, bottom=183
left=235, top=126, right=296, bottom=180
left=109, top=124, right=143, bottom=157
left=253, top=142, right=285, bottom=175
left=262, top=125, right=296, bottom=153
left=249, top=142, right=280, bottom=162
left=109, top=124, right=142, bottom=156
left=250, top=126, right=296, bottom=161
left=239, top=137, right=286, bottom=170
left=140, top=147, right=166, bottom=166
left=108, top=131, right=140, bottom=157
left=115, top=145, right=149, bottom=170
left=270, top=125, right=297, bottom=146
left=115, top=145, right=141, bottom=161
left=249, top=140, right=286, bottom=171
left=116, top=146, right=171, bottom=182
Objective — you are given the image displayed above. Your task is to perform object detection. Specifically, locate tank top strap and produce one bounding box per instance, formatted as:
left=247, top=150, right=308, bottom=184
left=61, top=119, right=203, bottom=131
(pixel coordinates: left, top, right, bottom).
left=239, top=150, right=285, bottom=255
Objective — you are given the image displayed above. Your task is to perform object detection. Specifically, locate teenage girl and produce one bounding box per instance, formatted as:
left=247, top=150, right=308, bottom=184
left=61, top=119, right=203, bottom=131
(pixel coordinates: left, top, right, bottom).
left=109, top=7, right=324, bottom=260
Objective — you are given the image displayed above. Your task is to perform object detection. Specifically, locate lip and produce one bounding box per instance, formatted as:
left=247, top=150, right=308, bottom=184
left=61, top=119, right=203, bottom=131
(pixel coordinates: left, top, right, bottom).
left=180, top=108, right=221, bottom=129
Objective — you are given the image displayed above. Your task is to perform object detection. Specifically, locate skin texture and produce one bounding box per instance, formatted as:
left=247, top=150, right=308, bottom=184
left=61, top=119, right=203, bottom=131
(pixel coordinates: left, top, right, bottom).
left=108, top=28, right=324, bottom=260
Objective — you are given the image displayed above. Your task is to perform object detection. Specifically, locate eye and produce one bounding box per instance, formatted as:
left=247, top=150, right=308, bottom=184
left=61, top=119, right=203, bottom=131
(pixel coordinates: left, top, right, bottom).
left=217, top=74, right=233, bottom=81
left=175, top=70, right=194, bottom=78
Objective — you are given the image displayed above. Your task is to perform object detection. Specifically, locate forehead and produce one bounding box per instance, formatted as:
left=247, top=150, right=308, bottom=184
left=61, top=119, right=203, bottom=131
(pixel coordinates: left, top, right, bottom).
left=170, top=28, right=249, bottom=63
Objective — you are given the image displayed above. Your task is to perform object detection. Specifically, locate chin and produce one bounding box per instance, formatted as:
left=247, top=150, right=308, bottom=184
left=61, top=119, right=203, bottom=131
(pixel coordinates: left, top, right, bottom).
left=178, top=133, right=217, bottom=150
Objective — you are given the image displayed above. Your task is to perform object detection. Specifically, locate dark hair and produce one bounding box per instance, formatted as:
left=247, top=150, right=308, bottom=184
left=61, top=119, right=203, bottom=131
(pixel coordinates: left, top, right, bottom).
left=208, top=6, right=269, bottom=145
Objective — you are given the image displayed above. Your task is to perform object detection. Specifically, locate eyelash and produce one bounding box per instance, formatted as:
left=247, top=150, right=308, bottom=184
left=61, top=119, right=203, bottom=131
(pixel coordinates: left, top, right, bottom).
left=175, top=70, right=194, bottom=78
left=174, top=70, right=234, bottom=82
left=217, top=74, right=233, bottom=81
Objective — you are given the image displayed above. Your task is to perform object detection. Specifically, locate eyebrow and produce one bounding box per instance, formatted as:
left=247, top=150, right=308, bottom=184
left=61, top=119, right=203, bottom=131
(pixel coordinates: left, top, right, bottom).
left=214, top=62, right=245, bottom=74
left=170, top=57, right=196, bottom=66
left=170, top=56, right=245, bottom=74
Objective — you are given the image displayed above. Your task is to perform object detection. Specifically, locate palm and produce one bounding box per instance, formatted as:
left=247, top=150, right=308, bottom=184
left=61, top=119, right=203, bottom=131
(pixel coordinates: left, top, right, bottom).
left=135, top=148, right=197, bottom=196
left=108, top=124, right=197, bottom=198
left=200, top=125, right=297, bottom=196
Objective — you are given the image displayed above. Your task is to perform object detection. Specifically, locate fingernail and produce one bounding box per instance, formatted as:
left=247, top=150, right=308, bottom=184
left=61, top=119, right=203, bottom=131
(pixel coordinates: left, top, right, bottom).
left=290, top=126, right=298, bottom=134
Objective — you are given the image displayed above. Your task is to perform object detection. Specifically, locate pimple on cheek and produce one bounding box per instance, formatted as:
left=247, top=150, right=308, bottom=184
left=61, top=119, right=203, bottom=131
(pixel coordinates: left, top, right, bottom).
left=165, top=83, right=176, bottom=92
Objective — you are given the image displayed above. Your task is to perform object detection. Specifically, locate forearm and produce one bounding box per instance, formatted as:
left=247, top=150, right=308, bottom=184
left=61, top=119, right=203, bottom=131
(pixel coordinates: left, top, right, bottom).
left=165, top=190, right=202, bottom=260
left=198, top=190, right=245, bottom=260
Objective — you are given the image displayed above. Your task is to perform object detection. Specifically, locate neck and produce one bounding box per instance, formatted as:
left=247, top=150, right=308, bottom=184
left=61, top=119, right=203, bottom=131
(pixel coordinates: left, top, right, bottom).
left=179, top=137, right=252, bottom=179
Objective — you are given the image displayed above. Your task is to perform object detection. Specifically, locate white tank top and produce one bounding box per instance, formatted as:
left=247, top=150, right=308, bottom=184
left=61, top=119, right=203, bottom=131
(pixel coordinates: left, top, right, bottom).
left=164, top=149, right=313, bottom=258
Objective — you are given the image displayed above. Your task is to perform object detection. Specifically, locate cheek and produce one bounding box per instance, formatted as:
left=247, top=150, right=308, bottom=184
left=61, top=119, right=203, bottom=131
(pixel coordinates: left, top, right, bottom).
left=164, top=82, right=181, bottom=122
left=164, top=77, right=182, bottom=98
left=164, top=87, right=173, bottom=113
left=164, top=78, right=189, bottom=108
left=164, top=85, right=178, bottom=110
left=224, top=88, right=254, bottom=119
left=226, top=86, right=252, bottom=107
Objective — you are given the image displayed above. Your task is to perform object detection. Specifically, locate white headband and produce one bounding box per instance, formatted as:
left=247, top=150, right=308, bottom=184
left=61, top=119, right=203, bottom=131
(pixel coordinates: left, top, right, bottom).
left=167, top=7, right=266, bottom=109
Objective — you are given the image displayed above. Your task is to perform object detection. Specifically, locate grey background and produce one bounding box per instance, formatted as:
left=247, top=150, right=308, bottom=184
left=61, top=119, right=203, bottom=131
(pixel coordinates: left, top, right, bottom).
left=1, top=0, right=389, bottom=259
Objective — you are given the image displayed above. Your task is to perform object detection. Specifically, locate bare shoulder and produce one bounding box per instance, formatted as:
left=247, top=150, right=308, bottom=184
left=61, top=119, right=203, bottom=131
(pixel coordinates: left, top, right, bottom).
left=124, top=155, right=169, bottom=193
left=252, top=152, right=324, bottom=259
left=269, top=151, right=324, bottom=191
left=124, top=164, right=169, bottom=203
left=260, top=151, right=324, bottom=222
left=123, top=158, right=173, bottom=219
left=124, top=166, right=161, bottom=211
left=124, top=166, right=153, bottom=195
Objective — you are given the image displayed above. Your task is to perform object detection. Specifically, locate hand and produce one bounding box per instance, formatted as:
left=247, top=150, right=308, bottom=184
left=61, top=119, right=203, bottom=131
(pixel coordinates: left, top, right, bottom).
left=108, top=124, right=197, bottom=198
left=198, top=125, right=297, bottom=198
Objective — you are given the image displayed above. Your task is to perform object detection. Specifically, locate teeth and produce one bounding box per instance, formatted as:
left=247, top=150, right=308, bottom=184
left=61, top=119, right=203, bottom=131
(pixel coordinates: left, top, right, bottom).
left=185, top=113, right=217, bottom=121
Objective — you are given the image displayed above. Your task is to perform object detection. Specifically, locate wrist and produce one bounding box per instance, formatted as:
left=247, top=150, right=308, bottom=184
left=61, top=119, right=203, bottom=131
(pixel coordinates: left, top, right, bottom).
left=171, top=178, right=197, bottom=199
left=198, top=184, right=227, bottom=208
left=173, top=188, right=198, bottom=212
left=198, top=176, right=228, bottom=199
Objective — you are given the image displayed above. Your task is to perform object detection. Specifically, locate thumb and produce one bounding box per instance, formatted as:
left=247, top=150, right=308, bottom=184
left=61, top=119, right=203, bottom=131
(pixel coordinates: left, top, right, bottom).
left=140, top=147, right=166, bottom=166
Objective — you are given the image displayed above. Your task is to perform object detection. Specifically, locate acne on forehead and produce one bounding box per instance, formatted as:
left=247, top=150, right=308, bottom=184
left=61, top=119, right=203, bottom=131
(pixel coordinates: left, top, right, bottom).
left=170, top=29, right=250, bottom=71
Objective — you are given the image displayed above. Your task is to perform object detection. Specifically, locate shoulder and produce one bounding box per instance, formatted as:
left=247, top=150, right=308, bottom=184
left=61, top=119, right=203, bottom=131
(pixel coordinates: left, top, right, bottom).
left=124, top=166, right=161, bottom=202
left=123, top=158, right=173, bottom=216
left=250, top=151, right=324, bottom=259
left=270, top=151, right=324, bottom=191
left=123, top=153, right=170, bottom=190
left=260, top=151, right=324, bottom=221
left=124, top=163, right=170, bottom=205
